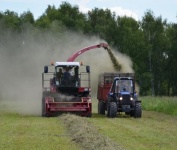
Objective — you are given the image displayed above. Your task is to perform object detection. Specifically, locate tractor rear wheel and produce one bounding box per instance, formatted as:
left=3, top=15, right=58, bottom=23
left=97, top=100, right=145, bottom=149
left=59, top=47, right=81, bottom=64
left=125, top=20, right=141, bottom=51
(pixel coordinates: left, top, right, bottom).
left=134, top=102, right=142, bottom=118
left=109, top=102, right=117, bottom=118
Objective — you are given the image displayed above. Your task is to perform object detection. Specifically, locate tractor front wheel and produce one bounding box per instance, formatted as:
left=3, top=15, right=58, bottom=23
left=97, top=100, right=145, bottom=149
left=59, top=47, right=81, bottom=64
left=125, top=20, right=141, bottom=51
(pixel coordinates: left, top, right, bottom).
left=109, top=102, right=117, bottom=118
left=134, top=102, right=142, bottom=118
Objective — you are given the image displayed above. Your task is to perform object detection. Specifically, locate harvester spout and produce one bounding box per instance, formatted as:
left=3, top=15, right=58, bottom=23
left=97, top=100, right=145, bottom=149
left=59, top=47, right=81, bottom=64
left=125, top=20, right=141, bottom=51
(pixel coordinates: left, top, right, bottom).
left=67, top=42, right=109, bottom=62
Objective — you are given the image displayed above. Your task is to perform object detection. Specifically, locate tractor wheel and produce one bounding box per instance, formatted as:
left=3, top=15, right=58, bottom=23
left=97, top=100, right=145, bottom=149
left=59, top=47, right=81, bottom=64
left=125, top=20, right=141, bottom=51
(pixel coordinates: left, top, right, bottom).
left=109, top=102, right=117, bottom=118
left=130, top=111, right=134, bottom=117
left=134, top=102, right=142, bottom=118
left=107, top=102, right=110, bottom=117
left=98, top=101, right=105, bottom=115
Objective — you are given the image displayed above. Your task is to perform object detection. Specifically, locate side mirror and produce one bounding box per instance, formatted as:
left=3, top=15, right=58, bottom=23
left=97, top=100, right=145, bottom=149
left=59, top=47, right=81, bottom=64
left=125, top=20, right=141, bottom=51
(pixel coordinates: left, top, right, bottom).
left=86, top=66, right=90, bottom=73
left=44, top=66, right=48, bottom=73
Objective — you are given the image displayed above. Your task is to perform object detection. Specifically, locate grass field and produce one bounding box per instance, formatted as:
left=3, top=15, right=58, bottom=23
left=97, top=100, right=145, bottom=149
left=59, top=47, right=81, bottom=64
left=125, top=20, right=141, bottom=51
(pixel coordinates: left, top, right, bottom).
left=141, top=96, right=177, bottom=115
left=0, top=112, right=82, bottom=150
left=0, top=96, right=177, bottom=150
left=89, top=98, right=177, bottom=150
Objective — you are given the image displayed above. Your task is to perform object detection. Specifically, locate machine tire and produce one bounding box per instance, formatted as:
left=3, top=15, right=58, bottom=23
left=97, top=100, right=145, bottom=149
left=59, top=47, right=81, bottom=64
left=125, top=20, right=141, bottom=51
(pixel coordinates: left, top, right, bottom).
left=98, top=101, right=100, bottom=114
left=42, top=97, right=46, bottom=117
left=134, top=102, right=142, bottom=118
left=87, top=113, right=92, bottom=117
left=98, top=101, right=105, bottom=115
left=107, top=102, right=110, bottom=117
left=130, top=111, right=134, bottom=117
left=109, top=102, right=117, bottom=118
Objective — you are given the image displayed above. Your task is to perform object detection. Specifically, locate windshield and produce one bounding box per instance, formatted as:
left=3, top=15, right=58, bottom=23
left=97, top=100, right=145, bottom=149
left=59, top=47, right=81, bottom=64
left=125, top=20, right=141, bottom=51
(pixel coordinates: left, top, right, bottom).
left=115, top=80, right=133, bottom=93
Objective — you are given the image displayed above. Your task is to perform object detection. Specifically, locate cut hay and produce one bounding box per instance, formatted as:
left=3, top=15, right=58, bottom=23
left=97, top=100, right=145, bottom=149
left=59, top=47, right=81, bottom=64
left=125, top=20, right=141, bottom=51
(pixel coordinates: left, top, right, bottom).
left=59, top=114, right=125, bottom=150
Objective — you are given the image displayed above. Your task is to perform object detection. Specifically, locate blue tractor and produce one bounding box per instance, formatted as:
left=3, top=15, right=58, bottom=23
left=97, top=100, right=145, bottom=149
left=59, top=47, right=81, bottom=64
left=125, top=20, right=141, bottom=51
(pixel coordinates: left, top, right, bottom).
left=106, top=73, right=142, bottom=118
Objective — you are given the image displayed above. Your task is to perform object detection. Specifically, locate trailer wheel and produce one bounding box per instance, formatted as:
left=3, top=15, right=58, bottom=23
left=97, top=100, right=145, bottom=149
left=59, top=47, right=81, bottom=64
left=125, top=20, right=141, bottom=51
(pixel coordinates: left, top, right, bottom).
left=134, top=102, right=142, bottom=118
left=98, top=101, right=105, bottom=115
left=98, top=101, right=100, bottom=114
left=109, top=102, right=117, bottom=118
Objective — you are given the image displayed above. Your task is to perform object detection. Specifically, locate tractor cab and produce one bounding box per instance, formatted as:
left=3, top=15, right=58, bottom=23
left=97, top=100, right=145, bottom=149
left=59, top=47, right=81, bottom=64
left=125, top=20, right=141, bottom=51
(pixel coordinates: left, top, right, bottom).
left=110, top=77, right=135, bottom=100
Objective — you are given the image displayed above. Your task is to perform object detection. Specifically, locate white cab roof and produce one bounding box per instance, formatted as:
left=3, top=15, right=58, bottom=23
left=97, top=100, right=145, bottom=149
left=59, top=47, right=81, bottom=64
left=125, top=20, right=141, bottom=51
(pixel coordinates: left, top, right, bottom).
left=55, top=62, right=80, bottom=67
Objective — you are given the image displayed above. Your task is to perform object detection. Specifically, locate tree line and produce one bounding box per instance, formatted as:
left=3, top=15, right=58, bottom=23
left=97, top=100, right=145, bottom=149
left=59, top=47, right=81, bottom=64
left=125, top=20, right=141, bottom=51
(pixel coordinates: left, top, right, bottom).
left=0, top=2, right=177, bottom=96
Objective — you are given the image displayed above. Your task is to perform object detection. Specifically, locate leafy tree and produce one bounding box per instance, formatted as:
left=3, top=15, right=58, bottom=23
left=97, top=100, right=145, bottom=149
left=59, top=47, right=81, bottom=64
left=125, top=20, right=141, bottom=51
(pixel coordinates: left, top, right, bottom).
left=112, top=16, right=147, bottom=94
left=20, top=10, right=35, bottom=24
left=165, top=24, right=177, bottom=96
left=45, top=5, right=59, bottom=22
left=58, top=2, right=86, bottom=31
left=0, top=10, right=21, bottom=30
left=35, top=14, right=50, bottom=28
left=86, top=8, right=117, bottom=42
left=141, top=10, right=169, bottom=96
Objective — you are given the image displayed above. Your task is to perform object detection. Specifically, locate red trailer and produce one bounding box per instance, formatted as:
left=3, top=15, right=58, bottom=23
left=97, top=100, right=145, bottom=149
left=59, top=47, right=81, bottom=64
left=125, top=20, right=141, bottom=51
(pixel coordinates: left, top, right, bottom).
left=97, top=73, right=119, bottom=114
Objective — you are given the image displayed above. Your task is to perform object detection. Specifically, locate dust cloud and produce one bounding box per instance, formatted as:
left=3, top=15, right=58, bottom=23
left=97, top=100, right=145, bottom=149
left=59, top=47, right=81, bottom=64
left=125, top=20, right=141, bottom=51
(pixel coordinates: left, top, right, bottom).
left=0, top=27, right=134, bottom=116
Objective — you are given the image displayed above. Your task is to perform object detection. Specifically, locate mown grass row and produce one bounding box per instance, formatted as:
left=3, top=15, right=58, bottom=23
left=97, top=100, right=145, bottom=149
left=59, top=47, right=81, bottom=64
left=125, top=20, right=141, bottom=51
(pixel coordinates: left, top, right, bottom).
left=141, top=96, right=177, bottom=116
left=59, top=114, right=125, bottom=150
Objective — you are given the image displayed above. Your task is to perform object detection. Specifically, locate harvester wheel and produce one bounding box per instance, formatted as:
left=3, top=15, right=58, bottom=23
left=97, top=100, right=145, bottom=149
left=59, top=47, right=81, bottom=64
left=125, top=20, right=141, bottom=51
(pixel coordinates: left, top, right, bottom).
left=42, top=97, right=46, bottom=117
left=134, top=102, right=142, bottom=118
left=87, top=113, right=92, bottom=117
left=109, top=102, right=117, bottom=118
left=98, top=101, right=105, bottom=115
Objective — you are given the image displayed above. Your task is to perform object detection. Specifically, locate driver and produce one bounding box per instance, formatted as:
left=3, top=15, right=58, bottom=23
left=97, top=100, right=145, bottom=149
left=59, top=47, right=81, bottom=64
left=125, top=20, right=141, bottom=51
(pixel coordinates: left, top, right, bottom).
left=56, top=68, right=63, bottom=83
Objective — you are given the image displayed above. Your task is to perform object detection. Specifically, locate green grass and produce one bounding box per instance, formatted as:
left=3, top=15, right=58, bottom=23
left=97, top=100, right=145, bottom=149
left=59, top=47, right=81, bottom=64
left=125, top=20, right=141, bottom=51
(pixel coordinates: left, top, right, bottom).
left=0, top=112, right=81, bottom=150
left=1, top=97, right=177, bottom=150
left=89, top=111, right=177, bottom=150
left=89, top=98, right=177, bottom=150
left=141, top=96, right=177, bottom=115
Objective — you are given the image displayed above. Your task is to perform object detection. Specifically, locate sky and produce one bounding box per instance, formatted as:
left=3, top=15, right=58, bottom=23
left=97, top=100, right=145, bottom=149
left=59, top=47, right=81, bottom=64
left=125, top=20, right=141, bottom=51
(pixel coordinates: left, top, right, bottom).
left=0, top=0, right=177, bottom=23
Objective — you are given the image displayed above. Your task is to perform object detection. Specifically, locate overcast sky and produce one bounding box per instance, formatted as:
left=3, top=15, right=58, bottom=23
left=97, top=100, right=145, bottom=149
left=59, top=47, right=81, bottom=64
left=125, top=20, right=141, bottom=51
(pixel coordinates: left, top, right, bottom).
left=0, top=0, right=177, bottom=23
